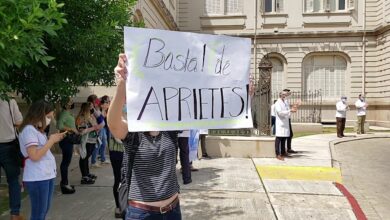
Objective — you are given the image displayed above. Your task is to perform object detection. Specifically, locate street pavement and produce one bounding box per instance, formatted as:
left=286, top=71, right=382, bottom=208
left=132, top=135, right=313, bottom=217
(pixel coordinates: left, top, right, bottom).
left=1, top=132, right=389, bottom=220
left=332, top=137, right=390, bottom=220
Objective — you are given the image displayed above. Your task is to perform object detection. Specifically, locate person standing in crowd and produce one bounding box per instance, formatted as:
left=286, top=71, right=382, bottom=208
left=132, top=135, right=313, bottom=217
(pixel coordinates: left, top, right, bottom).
left=87, top=95, right=107, bottom=168
left=108, top=54, right=182, bottom=219
left=0, top=97, right=23, bottom=220
left=283, top=89, right=297, bottom=154
left=271, top=100, right=277, bottom=136
left=335, top=96, right=349, bottom=138
left=178, top=130, right=193, bottom=185
left=355, top=94, right=368, bottom=134
left=199, top=129, right=209, bottom=158
left=274, top=92, right=297, bottom=160
left=57, top=97, right=78, bottom=194
left=18, top=100, right=66, bottom=220
left=76, top=103, right=99, bottom=184
left=98, top=95, right=111, bottom=165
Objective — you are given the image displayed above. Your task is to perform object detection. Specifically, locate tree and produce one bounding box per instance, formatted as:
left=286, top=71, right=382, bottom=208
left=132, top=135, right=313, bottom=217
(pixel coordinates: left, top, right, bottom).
left=6, top=0, right=139, bottom=102
left=0, top=0, right=66, bottom=100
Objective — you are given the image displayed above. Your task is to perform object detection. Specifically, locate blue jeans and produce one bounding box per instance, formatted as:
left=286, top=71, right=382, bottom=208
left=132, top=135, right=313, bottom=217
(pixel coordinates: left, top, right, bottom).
left=125, top=203, right=182, bottom=220
left=91, top=129, right=107, bottom=164
left=25, top=178, right=55, bottom=220
left=0, top=142, right=21, bottom=215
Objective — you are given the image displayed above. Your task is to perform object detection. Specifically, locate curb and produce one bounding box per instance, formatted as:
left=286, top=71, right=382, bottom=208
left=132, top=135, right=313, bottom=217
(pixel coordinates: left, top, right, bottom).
left=334, top=182, right=367, bottom=220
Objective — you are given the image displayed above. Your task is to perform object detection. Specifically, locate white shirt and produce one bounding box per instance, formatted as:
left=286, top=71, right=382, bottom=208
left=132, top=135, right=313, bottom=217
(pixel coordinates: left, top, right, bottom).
left=270, top=104, right=276, bottom=117
left=335, top=101, right=348, bottom=118
left=0, top=99, right=23, bottom=143
left=18, top=125, right=57, bottom=182
left=355, top=99, right=367, bottom=116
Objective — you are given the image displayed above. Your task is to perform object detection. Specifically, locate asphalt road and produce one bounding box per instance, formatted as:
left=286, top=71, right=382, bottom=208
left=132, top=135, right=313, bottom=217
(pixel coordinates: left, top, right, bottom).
left=333, top=138, right=390, bottom=220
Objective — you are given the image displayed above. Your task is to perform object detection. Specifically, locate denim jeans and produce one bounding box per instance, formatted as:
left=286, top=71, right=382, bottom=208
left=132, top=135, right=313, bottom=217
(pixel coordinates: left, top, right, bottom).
left=25, top=178, right=55, bottom=220
left=91, top=129, right=107, bottom=164
left=125, top=203, right=182, bottom=220
left=0, top=142, right=21, bottom=215
left=59, top=139, right=74, bottom=185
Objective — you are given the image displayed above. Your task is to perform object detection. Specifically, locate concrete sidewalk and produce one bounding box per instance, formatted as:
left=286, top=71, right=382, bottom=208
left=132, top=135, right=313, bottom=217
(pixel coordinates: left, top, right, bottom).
left=2, top=132, right=389, bottom=220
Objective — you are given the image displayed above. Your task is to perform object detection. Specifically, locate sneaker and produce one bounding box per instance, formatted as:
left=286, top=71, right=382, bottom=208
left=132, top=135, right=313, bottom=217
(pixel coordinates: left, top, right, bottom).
left=61, top=184, right=76, bottom=194
left=91, top=163, right=102, bottom=168
left=88, top=173, right=97, bottom=180
left=81, top=176, right=95, bottom=185
left=115, top=208, right=123, bottom=219
left=101, top=160, right=111, bottom=165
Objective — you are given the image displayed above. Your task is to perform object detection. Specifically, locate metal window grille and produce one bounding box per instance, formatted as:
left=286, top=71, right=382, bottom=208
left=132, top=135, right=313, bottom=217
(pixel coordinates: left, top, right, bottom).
left=205, top=0, right=222, bottom=14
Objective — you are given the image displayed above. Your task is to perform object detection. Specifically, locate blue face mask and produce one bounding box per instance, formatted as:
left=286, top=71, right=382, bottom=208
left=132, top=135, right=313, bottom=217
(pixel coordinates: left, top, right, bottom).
left=122, top=105, right=127, bottom=114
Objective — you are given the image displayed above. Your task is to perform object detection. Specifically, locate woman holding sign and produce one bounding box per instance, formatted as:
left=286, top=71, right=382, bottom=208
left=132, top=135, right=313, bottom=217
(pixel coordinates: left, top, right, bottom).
left=108, top=54, right=182, bottom=220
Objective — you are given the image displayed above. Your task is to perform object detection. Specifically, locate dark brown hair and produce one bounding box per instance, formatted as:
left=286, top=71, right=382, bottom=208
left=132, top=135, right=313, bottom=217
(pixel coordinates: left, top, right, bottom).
left=20, top=100, right=54, bottom=132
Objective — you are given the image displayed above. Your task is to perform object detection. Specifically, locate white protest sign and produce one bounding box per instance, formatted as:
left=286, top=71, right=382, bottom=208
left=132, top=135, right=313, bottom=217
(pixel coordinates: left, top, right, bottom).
left=124, top=27, right=253, bottom=131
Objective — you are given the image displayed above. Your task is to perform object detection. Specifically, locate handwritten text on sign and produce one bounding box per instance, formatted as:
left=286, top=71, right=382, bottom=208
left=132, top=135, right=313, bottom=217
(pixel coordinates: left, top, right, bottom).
left=124, top=27, right=253, bottom=131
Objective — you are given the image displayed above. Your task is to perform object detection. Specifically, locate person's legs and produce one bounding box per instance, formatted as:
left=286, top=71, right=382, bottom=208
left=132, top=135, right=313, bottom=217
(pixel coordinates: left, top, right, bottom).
left=287, top=119, right=295, bottom=152
left=0, top=143, right=21, bottom=216
left=357, top=116, right=362, bottom=134
left=79, top=153, right=88, bottom=177
left=341, top=118, right=346, bottom=136
left=178, top=137, right=191, bottom=184
left=200, top=134, right=208, bottom=157
left=85, top=143, right=95, bottom=176
left=336, top=117, right=342, bottom=137
left=99, top=129, right=108, bottom=163
left=165, top=203, right=182, bottom=220
left=25, top=179, right=52, bottom=220
left=109, top=151, right=123, bottom=208
left=90, top=144, right=99, bottom=166
left=59, top=140, right=73, bottom=185
left=275, top=137, right=281, bottom=156
left=45, top=179, right=55, bottom=216
left=361, top=115, right=366, bottom=134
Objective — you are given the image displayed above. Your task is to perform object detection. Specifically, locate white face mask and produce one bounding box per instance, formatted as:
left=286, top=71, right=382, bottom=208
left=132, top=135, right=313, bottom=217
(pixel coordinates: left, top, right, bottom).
left=46, top=117, right=52, bottom=126
left=341, top=99, right=347, bottom=103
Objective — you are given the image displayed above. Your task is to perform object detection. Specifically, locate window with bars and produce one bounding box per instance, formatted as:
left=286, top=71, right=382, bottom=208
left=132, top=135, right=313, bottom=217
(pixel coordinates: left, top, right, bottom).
left=264, top=0, right=284, bottom=13
left=304, top=0, right=349, bottom=13
left=205, top=0, right=243, bottom=15
left=270, top=58, right=284, bottom=94
left=303, top=55, right=347, bottom=99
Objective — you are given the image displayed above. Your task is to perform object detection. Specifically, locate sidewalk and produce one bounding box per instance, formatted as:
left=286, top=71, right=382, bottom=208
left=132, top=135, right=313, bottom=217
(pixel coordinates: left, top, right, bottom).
left=2, top=132, right=389, bottom=220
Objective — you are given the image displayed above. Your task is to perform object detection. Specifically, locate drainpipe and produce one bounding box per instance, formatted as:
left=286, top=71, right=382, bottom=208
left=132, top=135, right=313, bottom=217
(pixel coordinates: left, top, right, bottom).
left=362, top=0, right=366, bottom=96
left=254, top=0, right=258, bottom=82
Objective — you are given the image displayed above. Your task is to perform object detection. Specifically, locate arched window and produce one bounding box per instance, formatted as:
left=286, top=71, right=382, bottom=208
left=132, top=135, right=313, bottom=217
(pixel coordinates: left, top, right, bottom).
left=270, top=57, right=284, bottom=94
left=303, top=54, right=347, bottom=99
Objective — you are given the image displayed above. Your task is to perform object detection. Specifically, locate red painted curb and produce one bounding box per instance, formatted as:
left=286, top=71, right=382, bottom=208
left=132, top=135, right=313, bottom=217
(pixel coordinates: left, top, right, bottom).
left=334, top=182, right=367, bottom=220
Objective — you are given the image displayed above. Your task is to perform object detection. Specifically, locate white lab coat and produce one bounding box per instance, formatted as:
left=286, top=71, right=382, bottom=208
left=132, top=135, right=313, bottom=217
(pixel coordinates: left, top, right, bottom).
left=335, top=101, right=348, bottom=118
left=355, top=99, right=367, bottom=116
left=274, top=98, right=291, bottom=137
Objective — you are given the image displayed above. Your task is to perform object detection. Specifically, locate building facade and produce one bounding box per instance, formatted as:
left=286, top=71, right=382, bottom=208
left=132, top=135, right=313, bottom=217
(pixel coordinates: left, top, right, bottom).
left=175, top=0, right=390, bottom=127
left=81, top=0, right=390, bottom=127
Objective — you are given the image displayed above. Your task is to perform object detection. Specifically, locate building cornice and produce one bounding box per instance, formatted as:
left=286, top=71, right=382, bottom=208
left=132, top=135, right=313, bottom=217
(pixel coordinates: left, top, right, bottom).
left=150, top=0, right=179, bottom=31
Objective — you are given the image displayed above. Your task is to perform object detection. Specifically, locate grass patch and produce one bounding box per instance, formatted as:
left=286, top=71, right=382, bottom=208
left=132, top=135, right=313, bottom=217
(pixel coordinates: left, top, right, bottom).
left=294, top=127, right=354, bottom=138
left=0, top=185, right=28, bottom=215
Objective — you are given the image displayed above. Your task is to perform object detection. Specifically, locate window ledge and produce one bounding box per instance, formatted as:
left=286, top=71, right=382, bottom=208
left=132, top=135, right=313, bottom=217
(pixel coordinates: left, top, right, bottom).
left=200, top=15, right=247, bottom=29
left=262, top=13, right=288, bottom=17
left=303, top=11, right=352, bottom=16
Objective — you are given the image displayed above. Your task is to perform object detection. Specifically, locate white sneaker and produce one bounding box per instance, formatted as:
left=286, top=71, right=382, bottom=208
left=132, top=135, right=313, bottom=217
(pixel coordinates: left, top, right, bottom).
left=101, top=160, right=111, bottom=165
left=91, top=163, right=102, bottom=168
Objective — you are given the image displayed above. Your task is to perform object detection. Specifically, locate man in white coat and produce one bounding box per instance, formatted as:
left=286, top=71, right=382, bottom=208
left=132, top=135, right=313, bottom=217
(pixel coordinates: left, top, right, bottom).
left=274, top=92, right=297, bottom=160
left=355, top=94, right=368, bottom=134
left=336, top=96, right=349, bottom=138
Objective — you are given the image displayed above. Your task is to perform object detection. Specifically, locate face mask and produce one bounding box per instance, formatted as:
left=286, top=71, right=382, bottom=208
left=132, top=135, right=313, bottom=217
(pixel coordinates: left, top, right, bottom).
left=341, top=99, right=347, bottom=103
left=46, top=117, right=52, bottom=126
left=122, top=105, right=127, bottom=114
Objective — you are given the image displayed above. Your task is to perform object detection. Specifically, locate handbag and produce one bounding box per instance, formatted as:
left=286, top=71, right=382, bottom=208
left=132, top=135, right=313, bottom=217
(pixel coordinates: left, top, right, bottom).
left=65, top=132, right=82, bottom=145
left=7, top=100, right=24, bottom=167
left=118, top=132, right=139, bottom=217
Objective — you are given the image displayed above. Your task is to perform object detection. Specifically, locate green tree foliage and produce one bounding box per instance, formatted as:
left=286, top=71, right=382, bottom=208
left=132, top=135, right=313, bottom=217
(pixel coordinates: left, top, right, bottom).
left=3, top=0, right=139, bottom=102
left=0, top=0, right=66, bottom=100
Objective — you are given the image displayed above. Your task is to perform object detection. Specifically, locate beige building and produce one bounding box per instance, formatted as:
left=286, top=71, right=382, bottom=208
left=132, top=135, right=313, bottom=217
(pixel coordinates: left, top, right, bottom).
left=82, top=0, right=390, bottom=127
